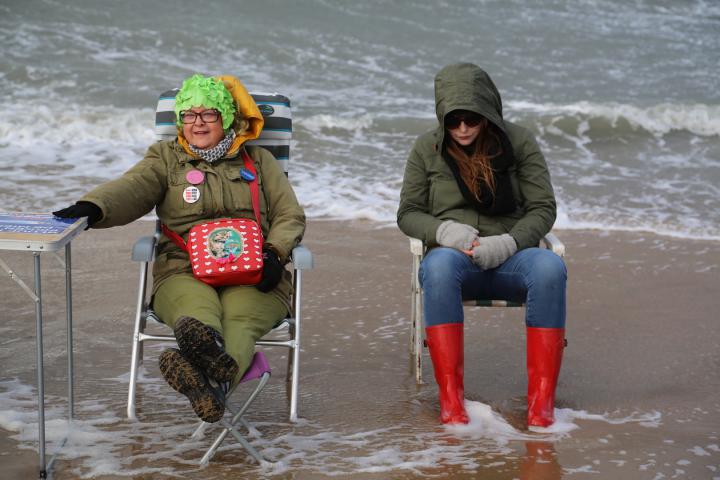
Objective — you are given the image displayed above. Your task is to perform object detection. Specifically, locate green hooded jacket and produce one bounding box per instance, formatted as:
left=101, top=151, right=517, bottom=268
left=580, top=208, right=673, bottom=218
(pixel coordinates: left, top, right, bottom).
left=81, top=141, right=305, bottom=311
left=397, top=63, right=556, bottom=250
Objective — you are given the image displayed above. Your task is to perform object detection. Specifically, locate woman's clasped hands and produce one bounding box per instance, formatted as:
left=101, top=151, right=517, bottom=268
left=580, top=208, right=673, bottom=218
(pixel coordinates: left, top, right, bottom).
left=436, top=220, right=517, bottom=270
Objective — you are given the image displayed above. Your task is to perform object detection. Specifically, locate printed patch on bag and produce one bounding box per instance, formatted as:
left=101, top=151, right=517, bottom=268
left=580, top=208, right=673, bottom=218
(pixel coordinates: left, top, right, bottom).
left=206, top=227, right=244, bottom=262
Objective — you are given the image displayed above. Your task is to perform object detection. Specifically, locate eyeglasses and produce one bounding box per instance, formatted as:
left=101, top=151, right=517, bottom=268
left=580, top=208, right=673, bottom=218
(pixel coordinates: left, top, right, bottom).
left=445, top=112, right=483, bottom=129
left=179, top=109, right=221, bottom=124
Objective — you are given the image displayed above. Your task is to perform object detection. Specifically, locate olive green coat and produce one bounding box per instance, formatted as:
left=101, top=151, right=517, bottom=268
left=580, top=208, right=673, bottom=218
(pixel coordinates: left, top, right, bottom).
left=81, top=141, right=305, bottom=310
left=397, top=63, right=556, bottom=250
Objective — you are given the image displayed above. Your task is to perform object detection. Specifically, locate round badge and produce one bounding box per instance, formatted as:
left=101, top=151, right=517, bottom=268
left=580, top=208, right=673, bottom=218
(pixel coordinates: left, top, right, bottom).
left=186, top=169, right=205, bottom=185
left=183, top=186, right=201, bottom=203
left=240, top=168, right=255, bottom=182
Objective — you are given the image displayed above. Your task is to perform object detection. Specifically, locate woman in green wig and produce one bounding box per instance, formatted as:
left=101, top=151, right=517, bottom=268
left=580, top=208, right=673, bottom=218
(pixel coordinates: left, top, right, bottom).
left=53, top=74, right=306, bottom=423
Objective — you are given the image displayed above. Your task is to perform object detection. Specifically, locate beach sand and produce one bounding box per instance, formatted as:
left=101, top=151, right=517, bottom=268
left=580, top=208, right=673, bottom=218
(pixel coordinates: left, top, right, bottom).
left=1, top=220, right=718, bottom=479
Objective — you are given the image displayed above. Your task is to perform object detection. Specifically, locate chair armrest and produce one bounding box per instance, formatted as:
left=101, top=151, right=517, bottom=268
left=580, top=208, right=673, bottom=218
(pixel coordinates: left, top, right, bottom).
left=131, top=236, right=157, bottom=262
left=291, top=244, right=313, bottom=270
left=540, top=232, right=566, bottom=257
left=409, top=237, right=425, bottom=257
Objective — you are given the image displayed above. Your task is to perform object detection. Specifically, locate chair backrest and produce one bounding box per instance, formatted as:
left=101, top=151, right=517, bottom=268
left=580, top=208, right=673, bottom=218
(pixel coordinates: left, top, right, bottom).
left=155, top=89, right=292, bottom=174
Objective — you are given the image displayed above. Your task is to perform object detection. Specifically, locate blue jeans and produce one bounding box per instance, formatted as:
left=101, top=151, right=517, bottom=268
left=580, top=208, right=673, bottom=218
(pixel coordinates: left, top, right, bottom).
left=419, top=247, right=567, bottom=328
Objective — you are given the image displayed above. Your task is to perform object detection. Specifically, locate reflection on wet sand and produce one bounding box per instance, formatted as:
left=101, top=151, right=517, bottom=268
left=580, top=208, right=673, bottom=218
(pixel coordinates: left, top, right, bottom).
left=519, top=441, right=563, bottom=480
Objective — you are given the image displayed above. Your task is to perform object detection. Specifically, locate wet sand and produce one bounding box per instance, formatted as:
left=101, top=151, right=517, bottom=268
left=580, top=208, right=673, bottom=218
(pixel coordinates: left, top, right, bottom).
left=1, top=220, right=719, bottom=479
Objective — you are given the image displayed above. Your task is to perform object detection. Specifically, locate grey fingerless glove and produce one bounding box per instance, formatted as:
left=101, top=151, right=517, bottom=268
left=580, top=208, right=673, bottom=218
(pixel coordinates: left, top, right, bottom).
left=471, top=234, right=518, bottom=270
left=435, top=220, right=479, bottom=250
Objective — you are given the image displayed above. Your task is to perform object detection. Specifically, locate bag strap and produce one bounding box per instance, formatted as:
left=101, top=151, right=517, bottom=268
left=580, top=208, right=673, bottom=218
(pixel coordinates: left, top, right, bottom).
left=242, top=148, right=262, bottom=226
left=161, top=148, right=262, bottom=252
left=161, top=223, right=187, bottom=250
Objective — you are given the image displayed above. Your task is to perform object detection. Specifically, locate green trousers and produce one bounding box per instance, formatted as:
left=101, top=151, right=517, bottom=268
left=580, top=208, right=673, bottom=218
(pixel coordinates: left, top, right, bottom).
left=153, top=273, right=287, bottom=386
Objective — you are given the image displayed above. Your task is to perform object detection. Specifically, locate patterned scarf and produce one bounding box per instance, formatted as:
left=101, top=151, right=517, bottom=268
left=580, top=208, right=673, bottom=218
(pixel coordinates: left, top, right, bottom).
left=189, top=130, right=235, bottom=163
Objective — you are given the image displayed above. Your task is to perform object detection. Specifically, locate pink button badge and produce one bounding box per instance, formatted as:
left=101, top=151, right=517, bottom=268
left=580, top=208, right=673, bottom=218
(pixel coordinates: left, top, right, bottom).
left=186, top=169, right=205, bottom=185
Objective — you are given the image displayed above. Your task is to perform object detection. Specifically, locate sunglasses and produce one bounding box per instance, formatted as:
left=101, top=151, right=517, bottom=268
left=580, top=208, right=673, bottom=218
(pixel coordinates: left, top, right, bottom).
left=445, top=112, right=483, bottom=129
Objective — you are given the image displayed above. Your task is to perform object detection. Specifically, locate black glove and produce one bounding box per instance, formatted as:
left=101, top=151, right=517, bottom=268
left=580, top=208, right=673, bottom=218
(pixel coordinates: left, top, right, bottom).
left=52, top=201, right=102, bottom=229
left=255, top=247, right=284, bottom=293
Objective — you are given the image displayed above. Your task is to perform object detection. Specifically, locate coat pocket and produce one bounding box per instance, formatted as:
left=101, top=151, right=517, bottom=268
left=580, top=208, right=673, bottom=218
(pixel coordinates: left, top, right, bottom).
left=221, top=168, right=268, bottom=220
left=429, top=177, right=466, bottom=217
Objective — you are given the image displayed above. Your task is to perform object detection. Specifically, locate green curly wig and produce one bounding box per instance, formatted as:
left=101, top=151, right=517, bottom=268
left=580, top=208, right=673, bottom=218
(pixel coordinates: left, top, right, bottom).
left=175, top=74, right=236, bottom=130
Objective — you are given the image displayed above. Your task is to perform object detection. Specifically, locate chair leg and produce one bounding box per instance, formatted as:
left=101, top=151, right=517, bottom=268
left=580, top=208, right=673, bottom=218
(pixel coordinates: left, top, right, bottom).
left=127, top=337, right=141, bottom=421
left=127, top=261, right=150, bottom=420
left=410, top=262, right=418, bottom=357
left=288, top=269, right=302, bottom=423
left=137, top=310, right=147, bottom=364
left=288, top=339, right=300, bottom=422
left=285, top=323, right=295, bottom=382
left=414, top=290, right=424, bottom=385
left=410, top=252, right=424, bottom=385
left=199, top=427, right=230, bottom=466
left=223, top=420, right=271, bottom=467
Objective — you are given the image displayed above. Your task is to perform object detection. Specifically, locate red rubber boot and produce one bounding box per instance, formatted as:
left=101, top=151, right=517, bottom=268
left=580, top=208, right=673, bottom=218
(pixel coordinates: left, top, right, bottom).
left=425, top=323, right=469, bottom=424
left=526, top=327, right=565, bottom=428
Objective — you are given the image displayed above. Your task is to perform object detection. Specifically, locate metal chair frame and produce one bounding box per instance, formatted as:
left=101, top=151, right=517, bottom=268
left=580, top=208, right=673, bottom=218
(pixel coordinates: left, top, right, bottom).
left=409, top=232, right=565, bottom=384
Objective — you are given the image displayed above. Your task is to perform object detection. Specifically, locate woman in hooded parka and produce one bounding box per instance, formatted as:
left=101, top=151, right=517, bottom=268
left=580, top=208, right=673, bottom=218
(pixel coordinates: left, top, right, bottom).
left=397, top=63, right=567, bottom=428
left=54, top=74, right=305, bottom=423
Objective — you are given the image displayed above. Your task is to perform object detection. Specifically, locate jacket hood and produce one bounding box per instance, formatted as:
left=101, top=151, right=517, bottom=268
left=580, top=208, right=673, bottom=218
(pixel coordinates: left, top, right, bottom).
left=434, top=63, right=507, bottom=146
left=178, top=74, right=264, bottom=158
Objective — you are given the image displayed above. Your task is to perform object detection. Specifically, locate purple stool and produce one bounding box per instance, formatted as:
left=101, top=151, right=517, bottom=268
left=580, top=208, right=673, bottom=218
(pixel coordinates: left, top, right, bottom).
left=239, top=351, right=271, bottom=383
left=195, top=351, right=273, bottom=466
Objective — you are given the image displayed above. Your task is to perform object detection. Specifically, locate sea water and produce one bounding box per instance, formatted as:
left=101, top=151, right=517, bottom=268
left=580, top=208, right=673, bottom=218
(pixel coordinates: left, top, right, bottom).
left=0, top=376, right=669, bottom=478
left=1, top=0, right=718, bottom=239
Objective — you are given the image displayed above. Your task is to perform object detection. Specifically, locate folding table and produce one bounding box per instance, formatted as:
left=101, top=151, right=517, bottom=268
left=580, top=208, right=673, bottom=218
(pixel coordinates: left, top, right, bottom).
left=0, top=212, right=86, bottom=479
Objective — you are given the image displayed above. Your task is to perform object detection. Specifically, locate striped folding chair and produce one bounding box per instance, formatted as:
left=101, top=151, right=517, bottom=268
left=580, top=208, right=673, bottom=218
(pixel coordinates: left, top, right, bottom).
left=126, top=88, right=312, bottom=464
left=408, top=233, right=565, bottom=384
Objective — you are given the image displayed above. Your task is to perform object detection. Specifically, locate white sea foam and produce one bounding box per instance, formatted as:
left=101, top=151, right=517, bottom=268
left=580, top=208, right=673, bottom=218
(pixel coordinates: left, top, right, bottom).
left=0, top=377, right=705, bottom=479
left=299, top=100, right=720, bottom=139
left=1, top=99, right=718, bottom=240
left=299, top=113, right=375, bottom=133
left=553, top=206, right=720, bottom=241
left=451, top=402, right=663, bottom=440
left=446, top=401, right=536, bottom=443
left=0, top=103, right=155, bottom=147
left=508, top=100, right=720, bottom=137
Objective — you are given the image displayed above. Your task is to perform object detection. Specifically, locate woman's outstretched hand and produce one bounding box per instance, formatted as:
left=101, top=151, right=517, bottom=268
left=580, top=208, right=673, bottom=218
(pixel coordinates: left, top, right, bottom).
left=52, top=201, right=102, bottom=229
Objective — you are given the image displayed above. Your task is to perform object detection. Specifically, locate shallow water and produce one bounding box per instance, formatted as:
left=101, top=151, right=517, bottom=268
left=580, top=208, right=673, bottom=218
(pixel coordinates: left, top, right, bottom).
left=0, top=317, right=701, bottom=480
left=0, top=325, right=716, bottom=479
left=1, top=224, right=719, bottom=479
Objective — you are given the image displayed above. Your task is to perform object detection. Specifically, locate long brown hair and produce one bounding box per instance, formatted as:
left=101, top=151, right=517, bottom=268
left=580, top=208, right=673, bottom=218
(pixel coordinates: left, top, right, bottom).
left=446, top=117, right=503, bottom=201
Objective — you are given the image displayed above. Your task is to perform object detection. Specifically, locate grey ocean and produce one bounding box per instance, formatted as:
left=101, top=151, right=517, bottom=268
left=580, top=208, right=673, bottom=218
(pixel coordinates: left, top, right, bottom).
left=2, top=0, right=719, bottom=239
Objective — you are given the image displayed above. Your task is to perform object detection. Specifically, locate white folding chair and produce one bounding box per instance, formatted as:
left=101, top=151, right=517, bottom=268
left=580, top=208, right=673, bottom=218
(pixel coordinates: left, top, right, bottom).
left=409, top=233, right=565, bottom=384
left=126, top=89, right=313, bottom=443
